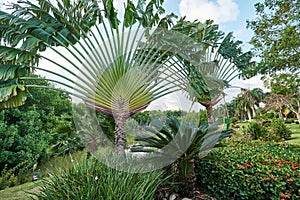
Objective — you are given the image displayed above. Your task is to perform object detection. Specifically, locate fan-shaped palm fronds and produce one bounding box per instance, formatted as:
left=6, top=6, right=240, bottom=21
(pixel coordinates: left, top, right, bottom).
left=183, top=32, right=253, bottom=124
left=144, top=18, right=253, bottom=124
left=0, top=0, right=188, bottom=154
left=135, top=118, right=231, bottom=197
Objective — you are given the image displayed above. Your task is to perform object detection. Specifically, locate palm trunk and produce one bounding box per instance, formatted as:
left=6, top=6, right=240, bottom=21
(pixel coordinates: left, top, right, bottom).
left=247, top=108, right=252, bottom=121
left=200, top=95, right=223, bottom=125
left=114, top=111, right=129, bottom=155
left=252, top=105, right=256, bottom=118
left=178, top=162, right=196, bottom=198
left=206, top=104, right=214, bottom=125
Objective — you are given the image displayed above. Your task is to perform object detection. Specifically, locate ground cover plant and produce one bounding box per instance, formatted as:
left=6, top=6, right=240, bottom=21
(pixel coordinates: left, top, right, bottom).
left=195, top=139, right=300, bottom=200
left=35, top=156, right=167, bottom=200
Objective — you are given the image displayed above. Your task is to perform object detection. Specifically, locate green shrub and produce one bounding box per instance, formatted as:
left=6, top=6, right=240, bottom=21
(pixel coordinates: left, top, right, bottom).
left=35, top=156, right=167, bottom=200
left=0, top=161, right=30, bottom=190
left=244, top=121, right=269, bottom=140
left=244, top=119, right=292, bottom=141
left=0, top=165, right=17, bottom=190
left=195, top=139, right=300, bottom=200
left=270, top=119, right=292, bottom=140
left=231, top=117, right=238, bottom=124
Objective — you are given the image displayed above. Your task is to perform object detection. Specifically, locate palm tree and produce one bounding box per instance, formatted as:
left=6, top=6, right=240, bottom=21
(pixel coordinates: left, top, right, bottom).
left=240, top=88, right=257, bottom=121
left=135, top=118, right=231, bottom=197
left=151, top=19, right=253, bottom=124
left=0, top=0, right=185, bottom=154
left=186, top=33, right=253, bottom=124
left=232, top=95, right=247, bottom=121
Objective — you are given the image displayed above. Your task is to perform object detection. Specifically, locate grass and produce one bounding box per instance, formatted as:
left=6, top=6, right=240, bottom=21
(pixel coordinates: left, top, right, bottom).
left=38, top=150, right=87, bottom=177
left=0, top=180, right=41, bottom=200
left=234, top=121, right=300, bottom=145
left=287, top=123, right=300, bottom=145
left=0, top=150, right=86, bottom=200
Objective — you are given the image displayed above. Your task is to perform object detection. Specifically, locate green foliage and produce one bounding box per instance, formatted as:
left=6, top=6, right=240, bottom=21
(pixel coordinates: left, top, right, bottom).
left=244, top=121, right=268, bottom=140
left=0, top=77, right=78, bottom=178
left=0, top=108, right=50, bottom=168
left=0, top=161, right=30, bottom=190
left=0, top=0, right=173, bottom=109
left=270, top=119, right=293, bottom=140
left=0, top=165, right=17, bottom=190
left=264, top=73, right=300, bottom=96
left=132, top=111, right=152, bottom=125
left=35, top=156, right=166, bottom=200
left=261, top=112, right=278, bottom=120
left=135, top=117, right=231, bottom=196
left=247, top=0, right=300, bottom=75
left=195, top=139, right=300, bottom=200
left=230, top=117, right=238, bottom=124
left=244, top=119, right=292, bottom=141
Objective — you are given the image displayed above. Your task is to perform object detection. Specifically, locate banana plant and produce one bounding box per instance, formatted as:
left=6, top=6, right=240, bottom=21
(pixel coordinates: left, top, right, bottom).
left=0, top=0, right=186, bottom=154
left=135, top=118, right=231, bottom=197
left=0, top=0, right=104, bottom=109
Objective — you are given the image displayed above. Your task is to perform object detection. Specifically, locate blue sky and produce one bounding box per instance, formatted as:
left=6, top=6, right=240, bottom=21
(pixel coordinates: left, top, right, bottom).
left=163, top=0, right=261, bottom=51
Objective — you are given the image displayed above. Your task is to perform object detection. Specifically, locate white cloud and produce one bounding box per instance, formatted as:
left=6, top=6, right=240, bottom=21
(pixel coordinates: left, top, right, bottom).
left=146, top=91, right=203, bottom=112
left=179, top=0, right=239, bottom=23
left=224, top=75, right=269, bottom=102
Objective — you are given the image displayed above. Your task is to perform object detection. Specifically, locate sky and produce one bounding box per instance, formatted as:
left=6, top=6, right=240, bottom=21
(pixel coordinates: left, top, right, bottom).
left=0, top=0, right=266, bottom=111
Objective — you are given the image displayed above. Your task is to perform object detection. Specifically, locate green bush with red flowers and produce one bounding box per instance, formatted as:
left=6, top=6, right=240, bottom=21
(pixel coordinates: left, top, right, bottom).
left=195, top=139, right=300, bottom=200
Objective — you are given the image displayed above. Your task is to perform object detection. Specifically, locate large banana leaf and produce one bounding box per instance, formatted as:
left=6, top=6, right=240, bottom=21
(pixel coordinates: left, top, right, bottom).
left=0, top=79, right=27, bottom=109
left=0, top=62, right=29, bottom=109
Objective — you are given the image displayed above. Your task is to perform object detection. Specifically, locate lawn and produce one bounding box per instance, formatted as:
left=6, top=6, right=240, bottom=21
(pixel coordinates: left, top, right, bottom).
left=0, top=150, right=86, bottom=200
left=287, top=123, right=300, bottom=145
left=0, top=180, right=41, bottom=200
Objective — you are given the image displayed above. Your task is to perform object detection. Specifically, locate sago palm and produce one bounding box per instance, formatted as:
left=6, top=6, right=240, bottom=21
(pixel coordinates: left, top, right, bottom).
left=135, top=118, right=231, bottom=197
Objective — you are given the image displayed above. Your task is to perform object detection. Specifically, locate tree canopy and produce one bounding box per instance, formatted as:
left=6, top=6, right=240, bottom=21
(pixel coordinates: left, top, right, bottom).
left=0, top=77, right=76, bottom=171
left=246, top=0, right=300, bottom=75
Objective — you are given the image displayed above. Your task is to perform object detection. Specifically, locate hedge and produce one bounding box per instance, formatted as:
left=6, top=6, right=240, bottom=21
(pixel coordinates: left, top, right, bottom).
left=195, top=139, right=300, bottom=200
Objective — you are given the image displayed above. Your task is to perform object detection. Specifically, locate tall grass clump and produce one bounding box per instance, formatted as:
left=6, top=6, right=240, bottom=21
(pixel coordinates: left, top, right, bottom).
left=35, top=155, right=167, bottom=200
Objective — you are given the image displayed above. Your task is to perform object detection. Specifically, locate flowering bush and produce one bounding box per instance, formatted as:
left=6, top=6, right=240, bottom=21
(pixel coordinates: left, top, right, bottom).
left=195, top=139, right=300, bottom=200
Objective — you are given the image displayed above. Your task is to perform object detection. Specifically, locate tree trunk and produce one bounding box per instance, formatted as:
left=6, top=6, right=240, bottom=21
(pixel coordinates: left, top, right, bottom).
left=114, top=111, right=129, bottom=155
left=279, top=109, right=283, bottom=119
left=252, top=105, right=256, bottom=118
left=296, top=113, right=300, bottom=127
left=247, top=108, right=252, bottom=121
left=200, top=95, right=223, bottom=125
left=178, top=162, right=196, bottom=198
left=206, top=104, right=214, bottom=124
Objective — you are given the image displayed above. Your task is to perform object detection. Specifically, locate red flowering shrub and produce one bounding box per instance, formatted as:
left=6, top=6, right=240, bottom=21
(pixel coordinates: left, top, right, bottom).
left=195, top=139, right=300, bottom=199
